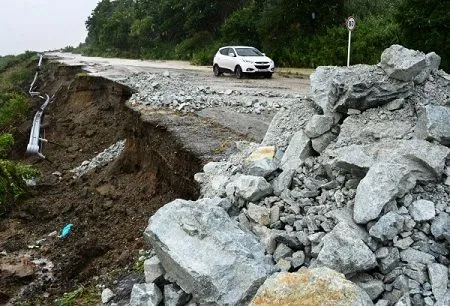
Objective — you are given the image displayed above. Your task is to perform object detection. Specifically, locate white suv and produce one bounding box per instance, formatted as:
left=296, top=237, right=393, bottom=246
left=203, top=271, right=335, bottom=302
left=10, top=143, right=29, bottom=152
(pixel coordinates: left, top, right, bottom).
left=213, top=46, right=275, bottom=79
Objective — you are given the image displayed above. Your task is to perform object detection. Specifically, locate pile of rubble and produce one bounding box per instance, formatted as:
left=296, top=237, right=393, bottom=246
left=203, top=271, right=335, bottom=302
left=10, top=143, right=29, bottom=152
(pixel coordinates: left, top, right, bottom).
left=122, top=71, right=300, bottom=114
left=110, top=45, right=449, bottom=305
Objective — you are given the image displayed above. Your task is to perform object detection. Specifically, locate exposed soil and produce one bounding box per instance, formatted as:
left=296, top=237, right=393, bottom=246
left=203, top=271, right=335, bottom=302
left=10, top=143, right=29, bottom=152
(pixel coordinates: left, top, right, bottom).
left=0, top=62, right=248, bottom=304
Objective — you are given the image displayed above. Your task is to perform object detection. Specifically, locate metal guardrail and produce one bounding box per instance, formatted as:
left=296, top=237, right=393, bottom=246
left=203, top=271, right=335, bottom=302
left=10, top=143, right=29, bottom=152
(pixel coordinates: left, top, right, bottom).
left=26, top=54, right=52, bottom=158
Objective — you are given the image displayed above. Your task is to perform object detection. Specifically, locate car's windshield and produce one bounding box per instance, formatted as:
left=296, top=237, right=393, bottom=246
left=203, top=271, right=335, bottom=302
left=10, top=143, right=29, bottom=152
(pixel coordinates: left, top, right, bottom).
left=235, top=48, right=263, bottom=56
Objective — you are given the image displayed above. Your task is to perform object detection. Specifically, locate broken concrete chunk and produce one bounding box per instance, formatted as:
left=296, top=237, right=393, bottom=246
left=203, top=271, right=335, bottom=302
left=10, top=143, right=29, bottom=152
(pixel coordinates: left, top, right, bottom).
left=430, top=213, right=450, bottom=242
left=164, top=283, right=191, bottom=306
left=409, top=199, right=436, bottom=221
left=317, top=222, right=377, bottom=274
left=280, top=130, right=312, bottom=171
left=228, top=174, right=273, bottom=202
left=379, top=247, right=400, bottom=274
left=400, top=248, right=435, bottom=265
left=304, top=114, right=334, bottom=138
left=356, top=279, right=384, bottom=301
left=246, top=158, right=278, bottom=178
left=144, top=256, right=165, bottom=283
left=380, top=44, right=428, bottom=82
left=416, top=105, right=450, bottom=145
left=427, top=263, right=448, bottom=302
left=311, top=131, right=337, bottom=153
left=354, top=162, right=416, bottom=224
left=250, top=267, right=374, bottom=306
left=130, top=283, right=162, bottom=306
left=144, top=198, right=275, bottom=305
left=272, top=169, right=294, bottom=196
left=247, top=203, right=271, bottom=226
left=369, top=212, right=405, bottom=241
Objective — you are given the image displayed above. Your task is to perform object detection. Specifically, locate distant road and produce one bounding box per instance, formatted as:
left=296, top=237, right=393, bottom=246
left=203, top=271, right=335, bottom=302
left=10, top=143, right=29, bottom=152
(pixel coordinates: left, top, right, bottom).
left=46, top=52, right=311, bottom=94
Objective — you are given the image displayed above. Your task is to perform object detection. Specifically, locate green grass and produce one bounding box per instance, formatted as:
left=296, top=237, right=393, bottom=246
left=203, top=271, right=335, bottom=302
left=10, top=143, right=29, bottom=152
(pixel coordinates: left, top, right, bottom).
left=54, top=286, right=99, bottom=306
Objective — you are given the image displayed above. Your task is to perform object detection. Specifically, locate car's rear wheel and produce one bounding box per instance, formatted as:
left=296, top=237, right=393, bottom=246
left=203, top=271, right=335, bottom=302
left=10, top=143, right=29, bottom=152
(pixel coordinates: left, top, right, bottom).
left=213, top=64, right=222, bottom=76
left=235, top=66, right=244, bottom=79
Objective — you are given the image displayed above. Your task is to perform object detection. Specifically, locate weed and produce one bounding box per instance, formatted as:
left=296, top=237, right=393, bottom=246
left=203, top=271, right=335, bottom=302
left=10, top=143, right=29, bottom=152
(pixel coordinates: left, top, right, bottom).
left=54, top=285, right=99, bottom=306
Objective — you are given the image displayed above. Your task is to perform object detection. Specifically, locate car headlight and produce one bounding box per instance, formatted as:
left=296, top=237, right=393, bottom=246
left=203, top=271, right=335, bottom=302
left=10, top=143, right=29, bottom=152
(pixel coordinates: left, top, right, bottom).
left=242, top=59, right=254, bottom=64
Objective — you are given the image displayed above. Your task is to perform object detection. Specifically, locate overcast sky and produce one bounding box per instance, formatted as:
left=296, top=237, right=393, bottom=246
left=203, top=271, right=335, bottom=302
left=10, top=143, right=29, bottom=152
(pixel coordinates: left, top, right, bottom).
left=0, top=0, right=100, bottom=56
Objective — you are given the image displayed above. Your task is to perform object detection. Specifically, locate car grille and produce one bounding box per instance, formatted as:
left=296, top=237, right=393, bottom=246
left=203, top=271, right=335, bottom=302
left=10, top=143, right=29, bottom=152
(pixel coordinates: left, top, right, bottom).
left=255, top=64, right=270, bottom=69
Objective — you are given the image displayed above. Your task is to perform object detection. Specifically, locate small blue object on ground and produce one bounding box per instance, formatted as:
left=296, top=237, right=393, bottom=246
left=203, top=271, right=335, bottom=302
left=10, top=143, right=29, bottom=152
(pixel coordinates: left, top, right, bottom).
left=59, top=224, right=73, bottom=238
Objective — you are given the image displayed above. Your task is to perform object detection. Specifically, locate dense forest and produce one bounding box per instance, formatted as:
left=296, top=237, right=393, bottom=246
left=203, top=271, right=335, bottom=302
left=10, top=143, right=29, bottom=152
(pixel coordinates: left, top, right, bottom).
left=75, top=0, right=449, bottom=70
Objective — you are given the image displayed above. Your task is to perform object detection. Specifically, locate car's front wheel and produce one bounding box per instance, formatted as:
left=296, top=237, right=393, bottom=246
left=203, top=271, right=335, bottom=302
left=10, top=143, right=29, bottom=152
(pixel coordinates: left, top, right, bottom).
left=213, top=64, right=222, bottom=76
left=264, top=72, right=273, bottom=79
left=235, top=66, right=244, bottom=79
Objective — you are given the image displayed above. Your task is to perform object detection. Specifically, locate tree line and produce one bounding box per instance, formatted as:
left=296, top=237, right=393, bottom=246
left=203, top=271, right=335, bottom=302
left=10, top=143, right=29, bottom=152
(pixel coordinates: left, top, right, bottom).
left=77, top=0, right=449, bottom=70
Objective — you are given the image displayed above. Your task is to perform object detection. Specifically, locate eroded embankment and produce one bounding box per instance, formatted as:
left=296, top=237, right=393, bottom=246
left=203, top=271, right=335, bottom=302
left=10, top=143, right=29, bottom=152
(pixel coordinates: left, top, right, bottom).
left=1, top=63, right=210, bottom=304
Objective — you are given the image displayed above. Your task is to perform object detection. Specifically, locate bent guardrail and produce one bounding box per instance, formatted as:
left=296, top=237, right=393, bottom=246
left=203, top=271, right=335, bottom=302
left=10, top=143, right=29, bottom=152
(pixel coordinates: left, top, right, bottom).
left=26, top=94, right=50, bottom=158
left=26, top=54, right=51, bottom=158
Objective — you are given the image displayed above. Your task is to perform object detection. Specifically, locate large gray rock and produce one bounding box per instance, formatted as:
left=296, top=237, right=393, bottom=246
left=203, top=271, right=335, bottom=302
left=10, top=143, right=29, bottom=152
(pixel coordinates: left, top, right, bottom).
left=416, top=105, right=450, bottom=145
left=428, top=263, right=448, bottom=302
left=228, top=174, right=273, bottom=202
left=249, top=267, right=374, bottom=306
left=317, top=222, right=377, bottom=274
left=310, top=65, right=413, bottom=114
left=353, top=162, right=416, bottom=224
left=144, top=198, right=275, bottom=305
left=409, top=199, right=436, bottom=221
left=130, top=283, right=162, bottom=306
left=305, top=115, right=334, bottom=138
left=332, top=139, right=449, bottom=178
left=280, top=130, right=312, bottom=171
left=352, top=140, right=449, bottom=224
left=380, top=45, right=428, bottom=82
left=369, top=212, right=405, bottom=241
left=431, top=213, right=450, bottom=242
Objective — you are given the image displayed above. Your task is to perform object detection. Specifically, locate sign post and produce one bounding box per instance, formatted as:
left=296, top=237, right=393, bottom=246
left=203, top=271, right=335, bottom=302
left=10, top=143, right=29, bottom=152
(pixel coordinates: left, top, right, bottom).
left=346, top=16, right=356, bottom=67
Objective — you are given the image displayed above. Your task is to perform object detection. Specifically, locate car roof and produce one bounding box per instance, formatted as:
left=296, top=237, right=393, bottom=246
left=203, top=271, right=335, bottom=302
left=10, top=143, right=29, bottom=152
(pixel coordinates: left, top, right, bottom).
left=220, top=46, right=257, bottom=49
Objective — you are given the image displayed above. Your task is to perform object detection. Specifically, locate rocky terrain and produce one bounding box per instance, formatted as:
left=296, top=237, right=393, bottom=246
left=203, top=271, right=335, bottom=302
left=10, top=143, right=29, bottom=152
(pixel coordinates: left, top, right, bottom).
left=111, top=45, right=450, bottom=306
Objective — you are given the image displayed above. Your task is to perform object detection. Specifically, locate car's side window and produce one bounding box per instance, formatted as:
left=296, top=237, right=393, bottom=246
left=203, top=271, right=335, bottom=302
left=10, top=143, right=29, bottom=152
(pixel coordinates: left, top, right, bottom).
left=219, top=48, right=228, bottom=56
left=228, top=48, right=235, bottom=57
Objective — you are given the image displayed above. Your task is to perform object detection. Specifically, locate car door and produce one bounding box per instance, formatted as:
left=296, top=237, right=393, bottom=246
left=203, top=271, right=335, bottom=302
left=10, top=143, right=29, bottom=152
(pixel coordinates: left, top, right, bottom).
left=216, top=48, right=229, bottom=69
left=223, top=47, right=236, bottom=71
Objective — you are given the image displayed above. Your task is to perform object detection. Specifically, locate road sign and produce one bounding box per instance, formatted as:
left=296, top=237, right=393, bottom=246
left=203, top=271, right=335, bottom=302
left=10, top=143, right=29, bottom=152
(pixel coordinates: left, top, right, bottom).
left=346, top=16, right=356, bottom=31
left=346, top=16, right=356, bottom=67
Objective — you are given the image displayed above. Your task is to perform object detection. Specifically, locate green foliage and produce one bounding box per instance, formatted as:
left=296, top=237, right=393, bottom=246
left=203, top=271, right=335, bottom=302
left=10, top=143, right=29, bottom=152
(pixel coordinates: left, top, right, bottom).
left=0, top=134, right=14, bottom=158
left=55, top=285, right=99, bottom=306
left=0, top=158, right=39, bottom=208
left=191, top=49, right=214, bottom=66
left=0, top=93, right=29, bottom=131
left=0, top=133, right=38, bottom=208
left=175, top=31, right=214, bottom=60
